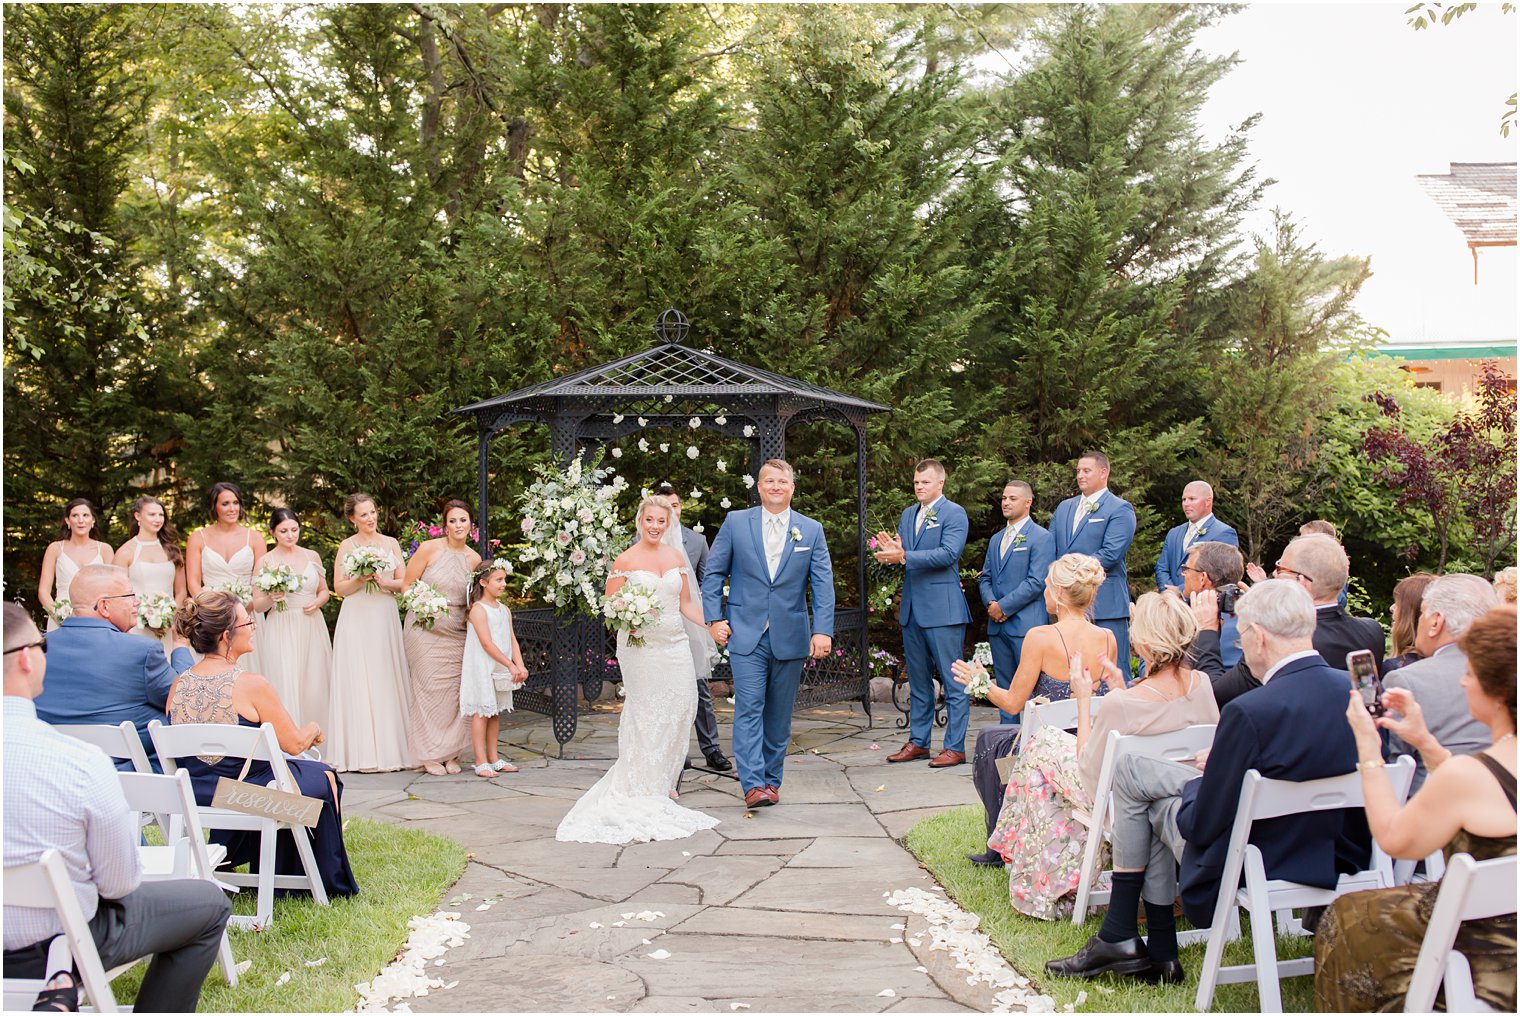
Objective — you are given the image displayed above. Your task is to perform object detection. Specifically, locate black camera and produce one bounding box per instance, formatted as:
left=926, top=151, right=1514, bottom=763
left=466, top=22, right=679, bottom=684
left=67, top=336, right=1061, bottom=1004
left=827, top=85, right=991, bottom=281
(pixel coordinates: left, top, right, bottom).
left=1216, top=583, right=1243, bottom=616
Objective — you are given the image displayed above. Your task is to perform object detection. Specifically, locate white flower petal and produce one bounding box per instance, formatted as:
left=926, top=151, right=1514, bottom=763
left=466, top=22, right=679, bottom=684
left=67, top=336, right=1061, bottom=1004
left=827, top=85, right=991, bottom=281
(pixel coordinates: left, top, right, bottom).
left=647, top=948, right=671, bottom=959
left=877, top=989, right=896, bottom=998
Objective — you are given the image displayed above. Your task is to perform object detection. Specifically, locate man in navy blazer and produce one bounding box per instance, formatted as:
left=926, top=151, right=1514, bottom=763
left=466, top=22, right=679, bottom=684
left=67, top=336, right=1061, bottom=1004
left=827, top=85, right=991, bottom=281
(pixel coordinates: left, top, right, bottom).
left=876, top=460, right=973, bottom=767
left=1046, top=580, right=1358, bottom=984
left=976, top=480, right=1055, bottom=723
left=1050, top=452, right=1137, bottom=678
left=702, top=459, right=835, bottom=809
left=1154, top=481, right=1238, bottom=594
left=34, top=564, right=193, bottom=771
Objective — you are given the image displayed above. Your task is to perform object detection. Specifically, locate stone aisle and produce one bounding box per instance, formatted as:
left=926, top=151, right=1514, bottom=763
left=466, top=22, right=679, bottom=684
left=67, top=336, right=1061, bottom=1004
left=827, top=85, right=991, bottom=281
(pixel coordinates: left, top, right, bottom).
left=342, top=698, right=1029, bottom=1013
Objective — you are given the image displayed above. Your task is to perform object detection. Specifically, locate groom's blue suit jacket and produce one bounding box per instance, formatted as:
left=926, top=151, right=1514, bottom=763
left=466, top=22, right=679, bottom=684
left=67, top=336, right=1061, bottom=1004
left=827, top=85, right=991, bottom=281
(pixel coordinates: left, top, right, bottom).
left=701, top=507, right=834, bottom=661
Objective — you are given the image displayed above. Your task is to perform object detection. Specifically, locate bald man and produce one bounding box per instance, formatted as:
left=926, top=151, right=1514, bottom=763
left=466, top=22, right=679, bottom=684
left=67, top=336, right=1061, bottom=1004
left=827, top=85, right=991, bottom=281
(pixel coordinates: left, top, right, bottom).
left=1154, top=482, right=1238, bottom=594
left=35, top=564, right=192, bottom=770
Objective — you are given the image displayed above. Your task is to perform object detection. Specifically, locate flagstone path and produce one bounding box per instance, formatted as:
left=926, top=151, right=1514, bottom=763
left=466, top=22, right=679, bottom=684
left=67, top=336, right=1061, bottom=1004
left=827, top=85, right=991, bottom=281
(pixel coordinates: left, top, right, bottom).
left=343, top=698, right=1029, bottom=1013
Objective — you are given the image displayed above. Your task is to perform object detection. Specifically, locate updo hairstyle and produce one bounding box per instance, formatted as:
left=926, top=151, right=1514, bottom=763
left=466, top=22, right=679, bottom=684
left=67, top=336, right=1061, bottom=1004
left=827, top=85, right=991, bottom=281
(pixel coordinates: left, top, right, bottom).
left=442, top=499, right=471, bottom=522
left=269, top=507, right=300, bottom=535
left=1046, top=553, right=1105, bottom=612
left=1130, top=591, right=1198, bottom=671
left=173, top=590, right=244, bottom=656
left=343, top=492, right=376, bottom=520
left=634, top=495, right=673, bottom=540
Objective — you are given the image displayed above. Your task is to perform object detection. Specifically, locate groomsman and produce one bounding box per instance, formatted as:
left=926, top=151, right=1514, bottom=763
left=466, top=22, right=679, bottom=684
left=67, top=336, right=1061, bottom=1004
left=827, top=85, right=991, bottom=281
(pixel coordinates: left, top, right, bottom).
left=1051, top=451, right=1137, bottom=679
left=875, top=459, right=973, bottom=768
left=976, top=480, right=1055, bottom=723
left=1154, top=481, right=1237, bottom=594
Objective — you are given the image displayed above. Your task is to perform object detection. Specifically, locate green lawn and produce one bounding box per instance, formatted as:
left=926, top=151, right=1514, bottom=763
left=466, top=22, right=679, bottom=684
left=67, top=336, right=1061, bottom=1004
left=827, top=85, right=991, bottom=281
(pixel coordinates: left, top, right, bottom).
left=902, top=805, right=1316, bottom=1013
left=112, top=817, right=467, bottom=1012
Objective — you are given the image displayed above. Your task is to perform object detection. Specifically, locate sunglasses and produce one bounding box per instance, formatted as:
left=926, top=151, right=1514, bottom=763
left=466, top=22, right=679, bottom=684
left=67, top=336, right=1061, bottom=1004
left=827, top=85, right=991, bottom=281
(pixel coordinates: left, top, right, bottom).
left=3, top=634, right=47, bottom=657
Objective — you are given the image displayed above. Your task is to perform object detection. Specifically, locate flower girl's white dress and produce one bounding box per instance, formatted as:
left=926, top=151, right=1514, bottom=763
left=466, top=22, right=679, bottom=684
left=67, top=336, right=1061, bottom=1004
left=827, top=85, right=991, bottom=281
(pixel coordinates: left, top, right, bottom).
left=460, top=600, right=516, bottom=718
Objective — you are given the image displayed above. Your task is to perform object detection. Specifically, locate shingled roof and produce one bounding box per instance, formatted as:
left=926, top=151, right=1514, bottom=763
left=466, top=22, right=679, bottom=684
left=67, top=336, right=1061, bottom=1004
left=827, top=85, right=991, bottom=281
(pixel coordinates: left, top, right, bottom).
left=1416, top=162, right=1517, bottom=248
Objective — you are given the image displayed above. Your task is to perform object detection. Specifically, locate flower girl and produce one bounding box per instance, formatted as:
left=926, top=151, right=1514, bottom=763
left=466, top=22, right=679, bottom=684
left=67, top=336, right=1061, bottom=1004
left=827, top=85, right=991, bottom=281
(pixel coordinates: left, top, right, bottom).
left=461, top=560, right=528, bottom=778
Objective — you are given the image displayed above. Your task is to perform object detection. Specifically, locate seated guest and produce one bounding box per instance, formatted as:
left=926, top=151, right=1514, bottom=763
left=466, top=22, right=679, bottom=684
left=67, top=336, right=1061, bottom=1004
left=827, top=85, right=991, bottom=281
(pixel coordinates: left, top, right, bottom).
left=1492, top=566, right=1517, bottom=605
left=1201, top=533, right=1383, bottom=709
left=3, top=603, right=230, bottom=1013
left=952, top=554, right=1111, bottom=866
left=1177, top=540, right=1245, bottom=670
left=166, top=591, right=358, bottom=899
left=986, top=592, right=1218, bottom=920
left=35, top=564, right=193, bottom=770
left=1384, top=573, right=1499, bottom=793
left=1045, top=580, right=1357, bottom=984
left=1315, top=605, right=1516, bottom=1013
left=1381, top=572, right=1436, bottom=678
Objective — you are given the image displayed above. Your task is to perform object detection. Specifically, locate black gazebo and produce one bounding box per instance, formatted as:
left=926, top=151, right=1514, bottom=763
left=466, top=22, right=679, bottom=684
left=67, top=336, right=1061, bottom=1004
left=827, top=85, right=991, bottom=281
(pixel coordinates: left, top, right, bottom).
left=453, top=312, right=890, bottom=751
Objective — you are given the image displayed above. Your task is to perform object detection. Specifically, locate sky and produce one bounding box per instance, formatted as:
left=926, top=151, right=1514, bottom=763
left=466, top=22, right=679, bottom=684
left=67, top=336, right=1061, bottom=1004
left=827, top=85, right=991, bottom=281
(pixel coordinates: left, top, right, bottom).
left=1193, top=2, right=1517, bottom=347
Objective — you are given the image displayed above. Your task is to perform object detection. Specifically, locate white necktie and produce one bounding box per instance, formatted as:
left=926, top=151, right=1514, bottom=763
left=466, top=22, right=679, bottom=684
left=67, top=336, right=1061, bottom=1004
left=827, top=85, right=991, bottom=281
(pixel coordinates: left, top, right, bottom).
left=1072, top=500, right=1090, bottom=535
left=1184, top=522, right=1199, bottom=547
left=1001, top=526, right=1015, bottom=559
left=915, top=507, right=926, bottom=534
left=765, top=516, right=784, bottom=578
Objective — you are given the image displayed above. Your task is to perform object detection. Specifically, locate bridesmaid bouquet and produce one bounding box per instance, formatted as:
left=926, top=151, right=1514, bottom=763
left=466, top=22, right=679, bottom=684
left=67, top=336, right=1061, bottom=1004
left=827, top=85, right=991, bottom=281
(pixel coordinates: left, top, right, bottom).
left=254, top=563, right=304, bottom=611
left=342, top=547, right=395, bottom=595
left=47, top=598, right=72, bottom=625
left=972, top=641, right=994, bottom=667
left=602, top=583, right=663, bottom=648
left=212, top=581, right=254, bottom=606
left=137, top=593, right=176, bottom=634
left=398, top=581, right=449, bottom=630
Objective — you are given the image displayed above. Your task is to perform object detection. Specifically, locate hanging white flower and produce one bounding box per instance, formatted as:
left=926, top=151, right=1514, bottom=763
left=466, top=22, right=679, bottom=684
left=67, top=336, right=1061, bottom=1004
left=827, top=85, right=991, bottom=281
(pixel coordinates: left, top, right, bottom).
left=716, top=458, right=727, bottom=473
left=720, top=497, right=732, bottom=509
left=612, top=413, right=625, bottom=424
left=638, top=417, right=649, bottom=427
left=659, top=442, right=669, bottom=453
left=637, top=438, right=650, bottom=452
left=686, top=446, right=699, bottom=459
left=688, top=488, right=701, bottom=499
left=663, top=394, right=673, bottom=403
left=689, top=417, right=701, bottom=429
left=714, top=415, right=727, bottom=425
left=743, top=425, right=755, bottom=438
left=691, top=523, right=703, bottom=534
left=742, top=474, right=755, bottom=488
left=611, top=447, right=624, bottom=458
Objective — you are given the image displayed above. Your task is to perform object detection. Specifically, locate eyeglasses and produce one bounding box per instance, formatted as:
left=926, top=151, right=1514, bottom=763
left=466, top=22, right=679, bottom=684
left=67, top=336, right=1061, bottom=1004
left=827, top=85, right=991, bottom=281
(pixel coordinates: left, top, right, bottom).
left=98, top=592, right=140, bottom=603
left=1179, top=565, right=1200, bottom=575
left=234, top=619, right=258, bottom=631
left=1272, top=562, right=1313, bottom=584
left=2, top=635, right=47, bottom=657
left=1232, top=621, right=1260, bottom=651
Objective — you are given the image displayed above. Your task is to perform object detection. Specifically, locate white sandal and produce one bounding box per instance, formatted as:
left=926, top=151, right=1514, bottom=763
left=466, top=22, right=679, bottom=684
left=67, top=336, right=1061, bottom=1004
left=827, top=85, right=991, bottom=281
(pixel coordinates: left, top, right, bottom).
left=491, top=759, right=517, bottom=773
left=473, top=763, right=500, bottom=779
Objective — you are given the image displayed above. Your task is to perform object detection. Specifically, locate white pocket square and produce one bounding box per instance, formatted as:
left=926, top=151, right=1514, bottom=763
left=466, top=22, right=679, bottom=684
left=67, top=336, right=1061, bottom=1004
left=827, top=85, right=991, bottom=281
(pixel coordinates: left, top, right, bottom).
left=1011, top=547, right=1029, bottom=553
left=793, top=546, right=811, bottom=552
left=1087, top=517, right=1106, bottom=523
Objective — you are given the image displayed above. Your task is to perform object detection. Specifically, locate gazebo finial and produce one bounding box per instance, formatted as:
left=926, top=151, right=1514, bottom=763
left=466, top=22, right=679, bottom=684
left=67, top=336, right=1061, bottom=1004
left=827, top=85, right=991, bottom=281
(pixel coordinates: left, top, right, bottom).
left=653, top=307, right=690, bottom=344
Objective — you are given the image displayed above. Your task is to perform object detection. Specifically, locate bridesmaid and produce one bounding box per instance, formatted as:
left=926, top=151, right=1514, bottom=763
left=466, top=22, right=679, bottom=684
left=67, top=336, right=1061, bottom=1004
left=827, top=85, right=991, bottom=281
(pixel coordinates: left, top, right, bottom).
left=186, top=482, right=270, bottom=669
left=257, top=508, right=333, bottom=730
left=402, top=499, right=480, bottom=776
left=38, top=498, right=115, bottom=630
left=327, top=492, right=416, bottom=773
left=113, top=495, right=187, bottom=658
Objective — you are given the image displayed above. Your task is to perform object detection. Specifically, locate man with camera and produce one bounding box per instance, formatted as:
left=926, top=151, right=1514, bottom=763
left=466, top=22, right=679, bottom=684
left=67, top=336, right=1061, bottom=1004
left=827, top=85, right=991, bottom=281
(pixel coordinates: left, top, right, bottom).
left=1178, top=541, right=1246, bottom=675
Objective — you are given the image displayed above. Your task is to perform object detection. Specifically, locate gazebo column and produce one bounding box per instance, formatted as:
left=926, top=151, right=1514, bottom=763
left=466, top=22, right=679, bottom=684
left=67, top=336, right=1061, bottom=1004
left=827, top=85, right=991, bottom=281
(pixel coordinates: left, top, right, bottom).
left=856, top=422, right=871, bottom=721
left=475, top=425, right=494, bottom=556
left=547, top=410, right=587, bottom=755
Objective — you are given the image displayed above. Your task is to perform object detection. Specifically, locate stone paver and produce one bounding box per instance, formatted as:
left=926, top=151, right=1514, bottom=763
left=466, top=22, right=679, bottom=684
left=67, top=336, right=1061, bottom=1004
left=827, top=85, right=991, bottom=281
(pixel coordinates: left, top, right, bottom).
left=344, top=699, right=1026, bottom=1012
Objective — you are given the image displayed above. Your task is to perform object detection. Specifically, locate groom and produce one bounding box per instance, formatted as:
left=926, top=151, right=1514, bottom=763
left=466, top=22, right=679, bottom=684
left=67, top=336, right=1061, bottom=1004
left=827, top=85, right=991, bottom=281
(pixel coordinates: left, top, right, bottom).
left=702, top=459, right=835, bottom=809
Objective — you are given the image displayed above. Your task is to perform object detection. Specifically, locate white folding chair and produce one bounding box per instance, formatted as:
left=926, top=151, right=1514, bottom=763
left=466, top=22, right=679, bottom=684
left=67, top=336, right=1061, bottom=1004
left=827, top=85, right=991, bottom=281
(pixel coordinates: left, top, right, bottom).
left=1403, top=852, right=1516, bottom=1013
left=1019, top=696, right=1100, bottom=743
left=1194, top=755, right=1416, bottom=1012
left=117, top=770, right=239, bottom=986
left=55, top=722, right=154, bottom=775
left=148, top=720, right=330, bottom=931
left=2, top=850, right=124, bottom=1012
left=1072, top=723, right=1218, bottom=924
left=1393, top=847, right=1447, bottom=886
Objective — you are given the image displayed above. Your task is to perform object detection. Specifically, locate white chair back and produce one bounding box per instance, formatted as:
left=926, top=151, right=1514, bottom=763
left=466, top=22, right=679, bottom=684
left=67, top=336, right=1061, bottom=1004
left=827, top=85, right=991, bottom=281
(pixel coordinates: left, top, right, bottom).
left=2, top=850, right=119, bottom=1012
left=1020, top=696, right=1099, bottom=743
left=1072, top=723, right=1217, bottom=923
left=54, top=721, right=153, bottom=775
left=1403, top=852, right=1516, bottom=1013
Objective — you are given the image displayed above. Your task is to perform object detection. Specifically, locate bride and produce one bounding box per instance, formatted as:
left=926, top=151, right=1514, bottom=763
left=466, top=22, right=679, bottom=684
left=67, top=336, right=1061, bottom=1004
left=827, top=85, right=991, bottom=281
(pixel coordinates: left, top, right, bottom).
left=556, top=495, right=721, bottom=844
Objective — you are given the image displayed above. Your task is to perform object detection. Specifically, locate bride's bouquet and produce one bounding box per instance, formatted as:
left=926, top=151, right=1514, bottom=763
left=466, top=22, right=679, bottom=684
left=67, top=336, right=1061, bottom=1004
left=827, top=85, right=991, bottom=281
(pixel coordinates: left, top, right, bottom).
left=212, top=580, right=254, bottom=606
left=342, top=547, right=395, bottom=595
left=398, top=581, right=449, bottom=630
left=254, top=563, right=304, bottom=611
left=602, top=583, right=662, bottom=648
left=136, top=593, right=176, bottom=634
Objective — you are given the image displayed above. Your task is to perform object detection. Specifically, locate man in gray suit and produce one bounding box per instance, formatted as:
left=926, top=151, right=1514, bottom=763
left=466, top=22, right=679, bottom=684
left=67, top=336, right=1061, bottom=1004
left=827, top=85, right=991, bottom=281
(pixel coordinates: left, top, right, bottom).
left=654, top=484, right=732, bottom=772
left=1384, top=573, right=1499, bottom=793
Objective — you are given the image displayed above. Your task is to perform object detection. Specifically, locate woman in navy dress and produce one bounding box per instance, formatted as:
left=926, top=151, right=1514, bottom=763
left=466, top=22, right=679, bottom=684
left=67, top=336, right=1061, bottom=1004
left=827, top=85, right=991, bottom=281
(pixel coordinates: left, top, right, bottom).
left=165, top=589, right=357, bottom=898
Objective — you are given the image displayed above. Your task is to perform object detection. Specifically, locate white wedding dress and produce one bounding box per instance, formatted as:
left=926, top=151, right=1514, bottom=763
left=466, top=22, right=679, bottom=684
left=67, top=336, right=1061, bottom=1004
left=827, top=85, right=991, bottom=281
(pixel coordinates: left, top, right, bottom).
left=556, top=568, right=720, bottom=844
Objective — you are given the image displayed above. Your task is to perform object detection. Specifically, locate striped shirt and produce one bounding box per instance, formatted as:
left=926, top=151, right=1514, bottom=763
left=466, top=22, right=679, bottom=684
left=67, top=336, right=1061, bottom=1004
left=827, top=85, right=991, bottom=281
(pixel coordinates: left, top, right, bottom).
left=3, top=696, right=142, bottom=950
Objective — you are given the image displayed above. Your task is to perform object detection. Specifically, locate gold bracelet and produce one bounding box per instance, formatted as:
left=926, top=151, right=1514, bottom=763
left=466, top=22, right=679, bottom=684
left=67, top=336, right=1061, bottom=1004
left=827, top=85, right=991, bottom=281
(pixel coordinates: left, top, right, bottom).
left=1357, top=758, right=1386, bottom=772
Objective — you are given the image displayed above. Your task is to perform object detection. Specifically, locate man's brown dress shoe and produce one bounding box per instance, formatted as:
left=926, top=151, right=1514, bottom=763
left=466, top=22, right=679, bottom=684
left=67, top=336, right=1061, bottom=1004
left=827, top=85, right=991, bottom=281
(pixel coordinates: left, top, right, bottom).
left=744, top=787, right=774, bottom=808
left=928, top=749, right=966, bottom=768
left=886, top=742, right=932, bottom=763
left=765, top=785, right=780, bottom=804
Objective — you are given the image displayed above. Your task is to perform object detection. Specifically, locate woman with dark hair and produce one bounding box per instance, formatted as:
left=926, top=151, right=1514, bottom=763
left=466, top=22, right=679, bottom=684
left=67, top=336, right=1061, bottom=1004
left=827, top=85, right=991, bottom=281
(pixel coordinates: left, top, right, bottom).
left=186, top=482, right=269, bottom=671
left=1382, top=572, right=1436, bottom=678
left=166, top=590, right=356, bottom=899
left=1316, top=605, right=1516, bottom=1012
left=257, top=508, right=332, bottom=729
left=401, top=499, right=481, bottom=775
left=327, top=493, right=414, bottom=772
left=114, top=495, right=187, bottom=658
left=38, top=498, right=115, bottom=630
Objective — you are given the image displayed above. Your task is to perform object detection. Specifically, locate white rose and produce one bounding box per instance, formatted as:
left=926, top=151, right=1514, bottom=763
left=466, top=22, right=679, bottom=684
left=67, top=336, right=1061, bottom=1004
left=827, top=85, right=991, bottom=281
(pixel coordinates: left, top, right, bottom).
left=689, top=417, right=701, bottom=428
left=612, top=447, right=623, bottom=458
left=743, top=425, right=755, bottom=437
left=716, top=459, right=727, bottom=472
left=659, top=443, right=669, bottom=453
left=638, top=438, right=650, bottom=452
left=638, top=417, right=648, bottom=427
left=742, top=474, right=755, bottom=488
left=686, top=446, right=699, bottom=459
left=556, top=571, right=573, bottom=586
left=720, top=497, right=731, bottom=508
left=714, top=415, right=727, bottom=425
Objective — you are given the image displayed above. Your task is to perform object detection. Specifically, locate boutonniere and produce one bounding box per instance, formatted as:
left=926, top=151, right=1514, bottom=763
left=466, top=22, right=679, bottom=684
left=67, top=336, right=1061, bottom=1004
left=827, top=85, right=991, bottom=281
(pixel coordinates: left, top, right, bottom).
left=1080, top=500, right=1099, bottom=518
left=923, top=507, right=940, bottom=528
left=1194, top=526, right=1210, bottom=539
left=790, top=526, right=802, bottom=543
left=1011, top=530, right=1027, bottom=549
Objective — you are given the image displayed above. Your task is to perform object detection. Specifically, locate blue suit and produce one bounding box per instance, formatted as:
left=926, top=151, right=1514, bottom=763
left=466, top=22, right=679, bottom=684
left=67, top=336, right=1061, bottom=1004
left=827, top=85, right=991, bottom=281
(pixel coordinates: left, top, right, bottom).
left=1154, top=514, right=1239, bottom=592
left=35, top=616, right=194, bottom=771
left=976, top=520, right=1055, bottom=722
left=1175, top=654, right=1357, bottom=926
left=702, top=507, right=834, bottom=793
left=895, top=497, right=973, bottom=753
left=1051, top=490, right=1137, bottom=677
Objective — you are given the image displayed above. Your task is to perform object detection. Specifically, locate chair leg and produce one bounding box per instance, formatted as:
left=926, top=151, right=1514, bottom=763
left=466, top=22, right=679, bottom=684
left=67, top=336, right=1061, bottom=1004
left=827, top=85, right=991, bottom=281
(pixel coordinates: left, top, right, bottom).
left=1194, top=907, right=1231, bottom=1011
left=1248, top=899, right=1283, bottom=1013
left=255, top=821, right=276, bottom=930
left=288, top=825, right=330, bottom=906
left=218, top=931, right=238, bottom=986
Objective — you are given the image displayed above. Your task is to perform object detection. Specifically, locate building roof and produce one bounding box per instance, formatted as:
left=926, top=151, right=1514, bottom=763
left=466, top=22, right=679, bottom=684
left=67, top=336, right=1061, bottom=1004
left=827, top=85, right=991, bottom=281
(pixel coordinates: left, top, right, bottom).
left=1416, top=162, right=1517, bottom=248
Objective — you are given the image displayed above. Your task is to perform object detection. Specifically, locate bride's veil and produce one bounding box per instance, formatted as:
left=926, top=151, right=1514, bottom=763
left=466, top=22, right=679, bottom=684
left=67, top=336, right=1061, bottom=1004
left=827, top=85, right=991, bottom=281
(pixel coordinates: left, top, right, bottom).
left=659, top=509, right=717, bottom=680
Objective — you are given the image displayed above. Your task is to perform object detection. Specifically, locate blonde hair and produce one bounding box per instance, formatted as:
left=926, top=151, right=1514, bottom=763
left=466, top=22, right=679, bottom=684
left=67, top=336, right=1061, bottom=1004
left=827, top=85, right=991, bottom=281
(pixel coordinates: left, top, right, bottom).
left=634, top=495, right=674, bottom=540
left=1047, top=553, right=1105, bottom=612
left=1130, top=591, right=1198, bottom=671
left=1492, top=567, right=1517, bottom=605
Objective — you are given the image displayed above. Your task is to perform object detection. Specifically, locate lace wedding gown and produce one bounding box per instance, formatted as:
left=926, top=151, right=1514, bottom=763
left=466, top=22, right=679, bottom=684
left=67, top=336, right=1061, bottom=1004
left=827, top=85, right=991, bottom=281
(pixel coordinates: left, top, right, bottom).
left=556, top=568, right=720, bottom=844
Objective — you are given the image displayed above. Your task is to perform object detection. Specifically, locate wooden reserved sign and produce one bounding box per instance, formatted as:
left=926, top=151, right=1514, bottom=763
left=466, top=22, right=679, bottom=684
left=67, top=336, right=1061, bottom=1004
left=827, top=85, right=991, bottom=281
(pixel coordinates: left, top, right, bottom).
left=211, top=775, right=323, bottom=827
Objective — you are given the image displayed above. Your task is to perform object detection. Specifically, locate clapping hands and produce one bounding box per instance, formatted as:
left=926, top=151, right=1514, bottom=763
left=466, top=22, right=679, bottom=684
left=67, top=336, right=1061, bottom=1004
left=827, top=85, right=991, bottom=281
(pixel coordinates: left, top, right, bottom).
left=872, top=531, right=906, bottom=565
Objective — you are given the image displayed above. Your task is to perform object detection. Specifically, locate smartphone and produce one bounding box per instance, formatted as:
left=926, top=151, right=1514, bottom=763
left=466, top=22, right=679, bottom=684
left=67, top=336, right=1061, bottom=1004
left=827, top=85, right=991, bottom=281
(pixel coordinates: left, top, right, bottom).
left=1347, top=650, right=1384, bottom=717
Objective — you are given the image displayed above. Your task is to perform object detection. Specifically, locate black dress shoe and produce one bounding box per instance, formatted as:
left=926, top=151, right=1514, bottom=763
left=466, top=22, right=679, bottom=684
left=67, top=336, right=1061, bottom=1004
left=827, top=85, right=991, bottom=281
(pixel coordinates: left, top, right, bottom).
left=965, top=850, right=1004, bottom=867
left=1044, top=935, right=1152, bottom=979
left=704, top=752, right=734, bottom=772
left=1137, top=958, right=1185, bottom=984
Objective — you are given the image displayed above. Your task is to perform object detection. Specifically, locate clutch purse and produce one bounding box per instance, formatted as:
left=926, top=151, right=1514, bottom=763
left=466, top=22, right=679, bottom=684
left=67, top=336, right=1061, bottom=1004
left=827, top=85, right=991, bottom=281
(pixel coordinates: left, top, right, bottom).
left=493, top=672, right=519, bottom=692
